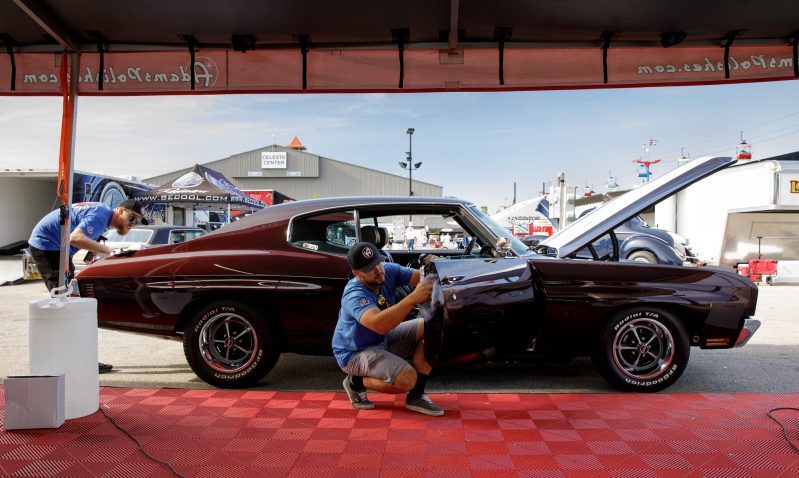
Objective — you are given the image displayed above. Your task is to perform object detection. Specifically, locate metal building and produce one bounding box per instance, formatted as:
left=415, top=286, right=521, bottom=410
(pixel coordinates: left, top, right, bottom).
left=144, top=142, right=442, bottom=201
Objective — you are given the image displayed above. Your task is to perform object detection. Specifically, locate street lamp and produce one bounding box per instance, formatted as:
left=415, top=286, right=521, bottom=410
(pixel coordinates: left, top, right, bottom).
left=398, top=127, right=421, bottom=196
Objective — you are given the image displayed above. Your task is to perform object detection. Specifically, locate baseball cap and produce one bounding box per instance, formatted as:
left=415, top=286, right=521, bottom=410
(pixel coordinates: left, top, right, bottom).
left=118, top=199, right=150, bottom=225
left=347, top=242, right=384, bottom=272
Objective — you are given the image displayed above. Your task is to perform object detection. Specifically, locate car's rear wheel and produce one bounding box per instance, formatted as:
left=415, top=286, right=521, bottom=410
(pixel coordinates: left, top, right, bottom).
left=183, top=301, right=280, bottom=388
left=627, top=250, right=657, bottom=263
left=593, top=307, right=689, bottom=392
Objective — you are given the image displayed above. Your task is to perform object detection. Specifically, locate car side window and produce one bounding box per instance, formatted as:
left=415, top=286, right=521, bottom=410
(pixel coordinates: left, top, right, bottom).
left=171, top=231, right=187, bottom=244
left=185, top=230, right=205, bottom=241
left=574, top=233, right=614, bottom=260
left=289, top=210, right=356, bottom=255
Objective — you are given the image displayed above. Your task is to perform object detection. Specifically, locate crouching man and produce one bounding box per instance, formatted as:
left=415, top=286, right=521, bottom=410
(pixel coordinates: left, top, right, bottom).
left=332, top=242, right=443, bottom=416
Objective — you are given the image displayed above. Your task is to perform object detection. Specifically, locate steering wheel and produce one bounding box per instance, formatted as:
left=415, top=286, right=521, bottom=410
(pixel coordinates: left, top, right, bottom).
left=406, top=252, right=432, bottom=270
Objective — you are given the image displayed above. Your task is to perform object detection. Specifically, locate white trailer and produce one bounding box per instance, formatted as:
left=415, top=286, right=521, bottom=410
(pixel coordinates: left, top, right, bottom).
left=655, top=155, right=799, bottom=274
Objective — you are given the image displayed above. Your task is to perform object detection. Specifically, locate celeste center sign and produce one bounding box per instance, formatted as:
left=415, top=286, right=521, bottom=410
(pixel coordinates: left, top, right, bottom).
left=261, top=152, right=287, bottom=169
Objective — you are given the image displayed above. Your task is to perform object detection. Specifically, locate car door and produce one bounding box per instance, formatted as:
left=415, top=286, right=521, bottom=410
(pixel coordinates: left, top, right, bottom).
left=431, top=256, right=537, bottom=363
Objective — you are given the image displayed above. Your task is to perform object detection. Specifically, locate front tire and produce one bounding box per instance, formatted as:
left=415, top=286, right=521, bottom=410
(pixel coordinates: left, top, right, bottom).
left=593, top=307, right=689, bottom=392
left=183, top=301, right=280, bottom=388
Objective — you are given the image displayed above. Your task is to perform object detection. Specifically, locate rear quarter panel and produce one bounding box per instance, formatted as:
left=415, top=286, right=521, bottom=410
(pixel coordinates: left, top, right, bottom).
left=528, top=258, right=756, bottom=357
left=78, top=219, right=351, bottom=351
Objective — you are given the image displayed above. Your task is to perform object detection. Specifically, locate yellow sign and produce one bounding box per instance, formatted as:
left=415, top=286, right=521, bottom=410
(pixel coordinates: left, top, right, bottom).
left=791, top=180, right=799, bottom=193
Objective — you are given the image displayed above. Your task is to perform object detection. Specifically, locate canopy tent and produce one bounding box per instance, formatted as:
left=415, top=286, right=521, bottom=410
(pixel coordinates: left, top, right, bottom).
left=133, top=164, right=266, bottom=225
left=2, top=0, right=798, bottom=287
left=1, top=1, right=798, bottom=95
left=491, top=196, right=553, bottom=236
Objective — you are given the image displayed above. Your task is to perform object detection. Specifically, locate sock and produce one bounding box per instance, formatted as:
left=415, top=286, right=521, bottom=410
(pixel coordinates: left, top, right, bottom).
left=350, top=375, right=366, bottom=392
left=407, top=373, right=429, bottom=401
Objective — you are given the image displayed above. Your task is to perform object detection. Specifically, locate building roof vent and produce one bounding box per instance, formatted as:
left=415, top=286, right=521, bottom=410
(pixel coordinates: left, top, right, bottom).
left=287, top=136, right=307, bottom=151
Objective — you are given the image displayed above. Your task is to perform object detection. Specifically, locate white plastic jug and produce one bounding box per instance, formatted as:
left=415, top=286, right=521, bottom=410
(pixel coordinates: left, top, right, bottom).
left=29, top=282, right=99, bottom=419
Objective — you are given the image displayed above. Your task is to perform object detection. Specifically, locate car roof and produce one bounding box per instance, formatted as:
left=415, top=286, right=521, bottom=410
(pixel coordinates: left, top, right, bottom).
left=213, top=196, right=474, bottom=234
left=129, top=225, right=205, bottom=231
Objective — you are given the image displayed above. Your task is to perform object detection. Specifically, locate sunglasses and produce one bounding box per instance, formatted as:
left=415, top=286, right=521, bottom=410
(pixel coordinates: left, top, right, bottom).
left=376, top=294, right=389, bottom=310
left=126, top=209, right=141, bottom=226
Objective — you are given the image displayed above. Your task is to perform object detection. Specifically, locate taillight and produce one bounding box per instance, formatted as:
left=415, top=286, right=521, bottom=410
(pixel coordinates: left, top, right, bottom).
left=734, top=319, right=761, bottom=348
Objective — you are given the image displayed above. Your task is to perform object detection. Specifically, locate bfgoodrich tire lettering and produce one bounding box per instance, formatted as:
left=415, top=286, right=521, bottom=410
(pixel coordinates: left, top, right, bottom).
left=594, top=307, right=689, bottom=392
left=183, top=301, right=279, bottom=388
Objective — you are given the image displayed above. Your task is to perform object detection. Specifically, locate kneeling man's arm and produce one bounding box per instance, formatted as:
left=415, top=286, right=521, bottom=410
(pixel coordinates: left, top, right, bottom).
left=360, top=279, right=432, bottom=334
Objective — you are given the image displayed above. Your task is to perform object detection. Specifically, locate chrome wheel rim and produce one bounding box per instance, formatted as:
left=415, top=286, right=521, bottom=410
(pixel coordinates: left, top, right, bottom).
left=198, top=312, right=258, bottom=373
left=612, top=318, right=674, bottom=380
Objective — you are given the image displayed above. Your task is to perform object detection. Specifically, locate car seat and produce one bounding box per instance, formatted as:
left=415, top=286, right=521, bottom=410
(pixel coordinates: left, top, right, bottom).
left=360, top=225, right=394, bottom=263
left=375, top=227, right=394, bottom=263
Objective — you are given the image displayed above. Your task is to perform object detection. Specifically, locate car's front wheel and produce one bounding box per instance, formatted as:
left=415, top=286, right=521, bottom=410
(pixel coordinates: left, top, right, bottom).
left=183, top=301, right=280, bottom=388
left=593, top=307, right=689, bottom=392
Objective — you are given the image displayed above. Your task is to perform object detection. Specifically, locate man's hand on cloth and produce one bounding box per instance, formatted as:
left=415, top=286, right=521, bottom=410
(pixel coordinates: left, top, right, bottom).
left=111, top=248, right=136, bottom=257
left=111, top=243, right=147, bottom=257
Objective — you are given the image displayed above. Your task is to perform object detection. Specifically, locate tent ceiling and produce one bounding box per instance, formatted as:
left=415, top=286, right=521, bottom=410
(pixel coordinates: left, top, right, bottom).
left=2, top=0, right=798, bottom=52
left=1, top=1, right=797, bottom=93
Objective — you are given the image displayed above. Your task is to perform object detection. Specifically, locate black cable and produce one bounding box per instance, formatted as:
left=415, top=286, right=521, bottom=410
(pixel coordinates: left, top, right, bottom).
left=189, top=42, right=196, bottom=91
left=497, top=31, right=505, bottom=86
left=767, top=407, right=799, bottom=454
left=4, top=42, right=15, bottom=91
left=97, top=41, right=104, bottom=92
left=600, top=32, right=615, bottom=85
left=299, top=35, right=309, bottom=90
left=99, top=405, right=186, bottom=478
left=398, top=38, right=405, bottom=89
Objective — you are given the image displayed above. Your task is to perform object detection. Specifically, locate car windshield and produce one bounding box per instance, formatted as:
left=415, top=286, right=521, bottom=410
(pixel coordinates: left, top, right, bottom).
left=104, top=228, right=154, bottom=243
left=468, top=206, right=529, bottom=255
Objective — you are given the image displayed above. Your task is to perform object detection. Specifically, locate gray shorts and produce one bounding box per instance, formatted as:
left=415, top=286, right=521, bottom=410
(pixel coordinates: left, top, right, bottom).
left=341, top=318, right=421, bottom=385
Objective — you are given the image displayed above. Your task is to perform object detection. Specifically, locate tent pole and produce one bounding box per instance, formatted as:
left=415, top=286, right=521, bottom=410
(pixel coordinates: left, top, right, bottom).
left=57, top=52, right=79, bottom=289
left=227, top=203, right=231, bottom=223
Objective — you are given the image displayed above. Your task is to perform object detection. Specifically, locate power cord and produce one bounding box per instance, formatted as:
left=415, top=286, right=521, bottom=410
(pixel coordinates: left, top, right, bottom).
left=99, top=405, right=186, bottom=478
left=767, top=407, right=799, bottom=454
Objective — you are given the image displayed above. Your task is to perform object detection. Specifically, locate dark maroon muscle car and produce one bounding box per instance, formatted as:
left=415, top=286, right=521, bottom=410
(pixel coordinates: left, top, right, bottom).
left=76, top=156, right=760, bottom=391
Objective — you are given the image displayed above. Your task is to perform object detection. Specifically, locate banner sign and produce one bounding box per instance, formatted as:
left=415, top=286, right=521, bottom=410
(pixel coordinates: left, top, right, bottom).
left=0, top=46, right=794, bottom=95
left=261, top=151, right=287, bottom=169
left=781, top=175, right=799, bottom=206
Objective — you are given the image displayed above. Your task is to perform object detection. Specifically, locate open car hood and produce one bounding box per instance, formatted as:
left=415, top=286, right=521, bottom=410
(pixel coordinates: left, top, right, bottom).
left=542, top=156, right=735, bottom=258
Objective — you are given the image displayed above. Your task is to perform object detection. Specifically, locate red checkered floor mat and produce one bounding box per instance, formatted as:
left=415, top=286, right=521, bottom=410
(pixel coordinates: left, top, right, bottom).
left=1, top=387, right=798, bottom=477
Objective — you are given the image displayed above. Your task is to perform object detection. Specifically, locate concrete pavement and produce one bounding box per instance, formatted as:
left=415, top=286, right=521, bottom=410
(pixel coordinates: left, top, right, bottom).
left=1, top=279, right=797, bottom=393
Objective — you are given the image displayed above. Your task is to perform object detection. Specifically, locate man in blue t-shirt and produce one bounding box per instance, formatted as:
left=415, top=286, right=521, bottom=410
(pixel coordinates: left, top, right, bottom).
left=332, top=242, right=444, bottom=416
left=28, top=198, right=149, bottom=374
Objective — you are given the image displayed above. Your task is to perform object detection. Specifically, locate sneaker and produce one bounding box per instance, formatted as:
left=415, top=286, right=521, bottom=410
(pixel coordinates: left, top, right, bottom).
left=343, top=376, right=374, bottom=410
left=405, top=394, right=444, bottom=416
left=98, top=362, right=113, bottom=374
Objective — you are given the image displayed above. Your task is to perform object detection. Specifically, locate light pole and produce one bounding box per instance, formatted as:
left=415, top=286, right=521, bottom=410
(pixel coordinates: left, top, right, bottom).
left=398, top=127, right=421, bottom=196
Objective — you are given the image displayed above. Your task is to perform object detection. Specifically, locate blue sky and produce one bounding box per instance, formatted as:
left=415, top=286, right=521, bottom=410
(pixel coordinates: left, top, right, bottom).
left=1, top=79, right=798, bottom=212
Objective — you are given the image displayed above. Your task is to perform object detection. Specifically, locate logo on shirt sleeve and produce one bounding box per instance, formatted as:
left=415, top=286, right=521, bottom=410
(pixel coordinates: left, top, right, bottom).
left=87, top=226, right=94, bottom=234
left=360, top=298, right=369, bottom=306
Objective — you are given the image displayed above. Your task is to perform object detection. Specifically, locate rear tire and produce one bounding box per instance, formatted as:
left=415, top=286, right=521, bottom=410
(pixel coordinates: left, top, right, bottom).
left=183, top=301, right=279, bottom=388
left=627, top=250, right=657, bottom=264
left=593, top=307, right=689, bottom=392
